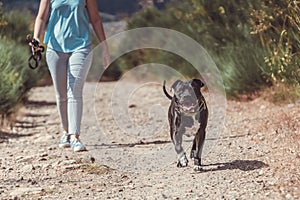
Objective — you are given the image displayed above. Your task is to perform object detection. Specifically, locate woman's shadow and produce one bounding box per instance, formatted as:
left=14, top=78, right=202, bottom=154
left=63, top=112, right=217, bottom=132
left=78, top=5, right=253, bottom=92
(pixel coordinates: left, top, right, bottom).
left=201, top=160, right=268, bottom=172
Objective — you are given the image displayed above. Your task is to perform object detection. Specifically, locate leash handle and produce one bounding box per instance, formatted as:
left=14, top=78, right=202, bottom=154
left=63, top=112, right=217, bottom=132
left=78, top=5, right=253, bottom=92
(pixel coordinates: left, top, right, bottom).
left=27, top=34, right=45, bottom=69
left=28, top=54, right=40, bottom=69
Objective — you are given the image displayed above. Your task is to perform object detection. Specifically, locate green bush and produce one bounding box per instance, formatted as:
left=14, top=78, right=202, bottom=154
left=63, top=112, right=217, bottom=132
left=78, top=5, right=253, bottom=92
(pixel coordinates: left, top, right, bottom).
left=0, top=1, right=5, bottom=26
left=118, top=0, right=269, bottom=96
left=0, top=4, right=48, bottom=118
left=0, top=9, right=33, bottom=44
left=0, top=39, right=43, bottom=116
left=249, top=0, right=300, bottom=86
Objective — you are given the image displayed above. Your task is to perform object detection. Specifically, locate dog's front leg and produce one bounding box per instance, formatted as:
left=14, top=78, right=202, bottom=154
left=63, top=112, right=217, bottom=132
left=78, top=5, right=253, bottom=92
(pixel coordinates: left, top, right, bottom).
left=174, top=126, right=188, bottom=167
left=192, top=127, right=206, bottom=171
left=170, top=112, right=188, bottom=167
left=192, top=110, right=208, bottom=171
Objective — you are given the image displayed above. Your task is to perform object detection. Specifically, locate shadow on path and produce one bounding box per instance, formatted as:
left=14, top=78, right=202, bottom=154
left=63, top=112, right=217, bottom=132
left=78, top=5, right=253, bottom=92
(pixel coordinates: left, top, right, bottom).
left=202, top=159, right=268, bottom=172
left=87, top=139, right=171, bottom=149
left=0, top=130, right=33, bottom=142
left=0, top=100, right=54, bottom=141
left=25, top=100, right=56, bottom=108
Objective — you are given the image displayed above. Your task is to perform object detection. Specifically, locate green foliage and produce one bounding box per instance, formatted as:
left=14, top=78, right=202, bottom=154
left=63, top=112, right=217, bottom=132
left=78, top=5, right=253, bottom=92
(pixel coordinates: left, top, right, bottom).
left=0, top=5, right=48, bottom=118
left=0, top=1, right=7, bottom=28
left=0, top=39, right=43, bottom=116
left=0, top=9, right=33, bottom=44
left=271, top=84, right=300, bottom=104
left=121, top=0, right=268, bottom=96
left=249, top=0, right=300, bottom=86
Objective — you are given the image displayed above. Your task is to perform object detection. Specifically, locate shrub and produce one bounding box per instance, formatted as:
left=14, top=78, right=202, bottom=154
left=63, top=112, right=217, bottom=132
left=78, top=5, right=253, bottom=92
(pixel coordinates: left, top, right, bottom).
left=0, top=40, right=40, bottom=116
left=249, top=0, right=300, bottom=86
left=119, top=0, right=268, bottom=96
left=0, top=5, right=48, bottom=119
left=0, top=1, right=6, bottom=26
left=0, top=9, right=33, bottom=44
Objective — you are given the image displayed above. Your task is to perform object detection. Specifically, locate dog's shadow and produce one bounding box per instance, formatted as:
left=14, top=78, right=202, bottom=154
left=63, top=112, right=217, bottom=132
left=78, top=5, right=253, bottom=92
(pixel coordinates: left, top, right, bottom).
left=201, top=159, right=268, bottom=172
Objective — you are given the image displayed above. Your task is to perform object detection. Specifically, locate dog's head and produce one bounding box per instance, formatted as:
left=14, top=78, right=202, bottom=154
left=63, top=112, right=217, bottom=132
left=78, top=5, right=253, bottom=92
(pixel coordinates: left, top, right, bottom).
left=171, top=79, right=204, bottom=113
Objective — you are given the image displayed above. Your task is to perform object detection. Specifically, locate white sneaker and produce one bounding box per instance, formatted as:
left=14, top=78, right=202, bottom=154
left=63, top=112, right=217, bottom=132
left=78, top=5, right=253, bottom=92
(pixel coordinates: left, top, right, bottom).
left=58, top=133, right=70, bottom=148
left=70, top=138, right=87, bottom=152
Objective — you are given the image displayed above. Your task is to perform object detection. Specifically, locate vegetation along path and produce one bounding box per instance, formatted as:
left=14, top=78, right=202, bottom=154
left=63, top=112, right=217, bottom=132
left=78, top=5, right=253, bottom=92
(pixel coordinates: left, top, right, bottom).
left=0, top=82, right=299, bottom=200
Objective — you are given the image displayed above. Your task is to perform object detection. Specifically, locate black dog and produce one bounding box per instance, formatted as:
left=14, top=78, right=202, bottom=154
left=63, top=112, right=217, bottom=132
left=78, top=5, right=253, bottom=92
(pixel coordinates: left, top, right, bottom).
left=163, top=79, right=208, bottom=171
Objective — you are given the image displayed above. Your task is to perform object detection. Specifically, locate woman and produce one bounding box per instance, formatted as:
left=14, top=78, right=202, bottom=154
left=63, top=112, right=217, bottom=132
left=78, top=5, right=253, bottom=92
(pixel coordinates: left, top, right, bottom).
left=31, top=0, right=110, bottom=152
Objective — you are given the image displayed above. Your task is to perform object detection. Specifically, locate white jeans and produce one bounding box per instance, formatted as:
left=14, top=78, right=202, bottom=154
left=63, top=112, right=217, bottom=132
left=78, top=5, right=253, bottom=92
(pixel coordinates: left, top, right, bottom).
left=46, top=46, right=92, bottom=135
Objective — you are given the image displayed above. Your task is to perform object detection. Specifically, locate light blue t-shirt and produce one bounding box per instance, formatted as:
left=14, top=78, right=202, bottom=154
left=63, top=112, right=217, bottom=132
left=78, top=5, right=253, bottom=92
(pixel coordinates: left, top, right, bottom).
left=44, top=0, right=91, bottom=53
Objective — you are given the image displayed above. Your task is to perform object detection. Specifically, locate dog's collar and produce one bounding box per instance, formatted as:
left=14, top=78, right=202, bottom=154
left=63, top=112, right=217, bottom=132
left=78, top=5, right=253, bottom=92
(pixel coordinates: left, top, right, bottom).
left=181, top=100, right=206, bottom=116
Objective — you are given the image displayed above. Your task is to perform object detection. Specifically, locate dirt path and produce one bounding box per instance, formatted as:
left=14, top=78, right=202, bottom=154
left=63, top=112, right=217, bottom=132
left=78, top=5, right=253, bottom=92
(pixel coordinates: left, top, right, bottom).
left=0, top=82, right=299, bottom=200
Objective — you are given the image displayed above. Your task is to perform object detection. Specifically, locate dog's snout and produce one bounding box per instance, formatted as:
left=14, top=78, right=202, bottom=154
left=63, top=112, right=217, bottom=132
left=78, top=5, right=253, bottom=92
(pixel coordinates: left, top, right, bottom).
left=181, top=93, right=197, bottom=104
left=183, top=96, right=194, bottom=104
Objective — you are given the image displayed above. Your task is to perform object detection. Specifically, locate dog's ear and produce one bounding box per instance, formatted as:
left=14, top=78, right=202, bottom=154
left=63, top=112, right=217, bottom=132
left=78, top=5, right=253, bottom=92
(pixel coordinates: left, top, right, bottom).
left=191, top=79, right=204, bottom=88
left=171, top=80, right=182, bottom=91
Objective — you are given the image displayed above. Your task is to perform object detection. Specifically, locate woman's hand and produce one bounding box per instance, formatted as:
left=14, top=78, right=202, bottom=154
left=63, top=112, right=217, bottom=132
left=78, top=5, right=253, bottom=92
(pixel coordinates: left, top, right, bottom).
left=102, top=44, right=110, bottom=69
left=27, top=35, right=44, bottom=55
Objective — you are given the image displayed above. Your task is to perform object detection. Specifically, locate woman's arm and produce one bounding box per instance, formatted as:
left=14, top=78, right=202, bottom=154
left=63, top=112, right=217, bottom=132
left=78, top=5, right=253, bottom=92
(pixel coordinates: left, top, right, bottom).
left=33, top=0, right=50, bottom=42
left=86, top=0, right=107, bottom=43
left=86, top=0, right=110, bottom=67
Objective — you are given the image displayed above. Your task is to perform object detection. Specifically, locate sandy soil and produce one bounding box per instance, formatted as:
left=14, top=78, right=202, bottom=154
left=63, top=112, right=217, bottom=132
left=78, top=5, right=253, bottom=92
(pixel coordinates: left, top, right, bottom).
left=0, top=81, right=299, bottom=200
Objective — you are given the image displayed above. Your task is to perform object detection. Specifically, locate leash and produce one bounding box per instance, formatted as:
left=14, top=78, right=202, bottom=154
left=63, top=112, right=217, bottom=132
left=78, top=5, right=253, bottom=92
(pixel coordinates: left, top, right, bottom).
left=27, top=34, right=45, bottom=69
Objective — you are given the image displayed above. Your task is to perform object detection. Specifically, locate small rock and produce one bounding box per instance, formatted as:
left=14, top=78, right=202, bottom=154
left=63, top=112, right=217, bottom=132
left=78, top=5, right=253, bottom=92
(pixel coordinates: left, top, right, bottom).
left=38, top=149, right=46, bottom=153
left=38, top=157, right=47, bottom=161
left=17, top=156, right=34, bottom=163
left=285, top=193, right=293, bottom=200
left=259, top=136, right=265, bottom=141
left=48, top=146, right=57, bottom=151
left=129, top=104, right=137, bottom=108
left=30, top=180, right=38, bottom=185
left=6, top=167, right=13, bottom=171
left=15, top=156, right=23, bottom=161
left=59, top=159, right=77, bottom=166
left=17, top=177, right=24, bottom=182
left=260, top=105, right=266, bottom=110
left=63, top=164, right=81, bottom=170
left=267, top=180, right=275, bottom=186
left=9, top=187, right=43, bottom=196
left=21, top=164, right=35, bottom=172
left=49, top=185, right=56, bottom=190
left=39, top=153, right=48, bottom=157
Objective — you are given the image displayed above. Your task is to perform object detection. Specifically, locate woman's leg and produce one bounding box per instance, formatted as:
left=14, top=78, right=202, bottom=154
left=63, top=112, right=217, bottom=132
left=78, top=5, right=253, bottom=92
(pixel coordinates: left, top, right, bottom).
left=67, top=46, right=92, bottom=137
left=46, top=48, right=69, bottom=133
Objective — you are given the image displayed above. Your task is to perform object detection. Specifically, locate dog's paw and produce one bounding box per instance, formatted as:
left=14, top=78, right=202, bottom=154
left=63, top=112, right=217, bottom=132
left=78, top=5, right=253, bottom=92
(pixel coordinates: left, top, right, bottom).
left=193, top=165, right=202, bottom=172
left=177, top=153, right=188, bottom=167
left=193, top=158, right=201, bottom=166
left=193, top=158, right=202, bottom=172
left=177, top=160, right=188, bottom=167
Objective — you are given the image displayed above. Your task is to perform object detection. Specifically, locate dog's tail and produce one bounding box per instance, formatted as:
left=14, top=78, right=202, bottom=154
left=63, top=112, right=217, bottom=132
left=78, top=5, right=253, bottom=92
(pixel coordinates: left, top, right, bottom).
left=163, top=80, right=172, bottom=100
